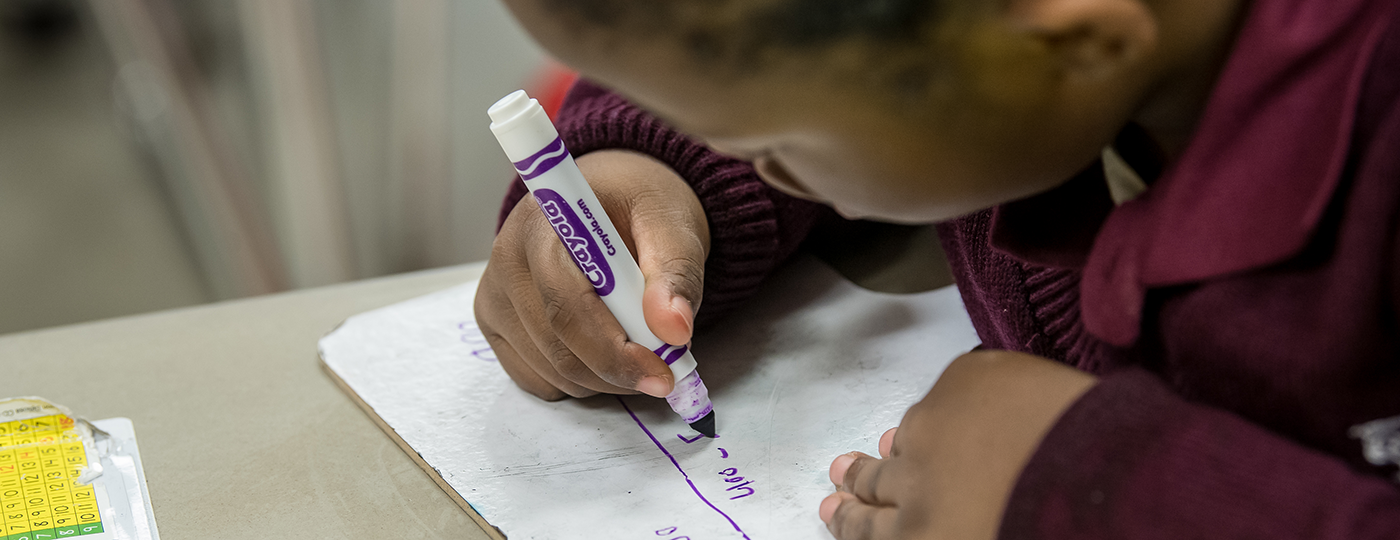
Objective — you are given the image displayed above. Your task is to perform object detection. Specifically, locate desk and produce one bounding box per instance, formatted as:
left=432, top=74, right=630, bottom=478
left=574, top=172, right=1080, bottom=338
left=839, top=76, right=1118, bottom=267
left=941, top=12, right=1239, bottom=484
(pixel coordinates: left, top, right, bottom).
left=0, top=263, right=492, bottom=539
left=0, top=222, right=952, bottom=539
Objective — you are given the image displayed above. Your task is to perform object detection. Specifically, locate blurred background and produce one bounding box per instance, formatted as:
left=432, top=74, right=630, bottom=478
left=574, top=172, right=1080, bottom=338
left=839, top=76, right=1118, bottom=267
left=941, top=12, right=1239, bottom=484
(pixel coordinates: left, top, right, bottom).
left=0, top=0, right=574, bottom=334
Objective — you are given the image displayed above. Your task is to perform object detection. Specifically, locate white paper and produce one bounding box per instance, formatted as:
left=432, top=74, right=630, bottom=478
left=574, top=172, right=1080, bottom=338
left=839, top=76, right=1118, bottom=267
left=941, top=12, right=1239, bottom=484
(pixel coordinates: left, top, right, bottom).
left=319, top=257, right=980, bottom=539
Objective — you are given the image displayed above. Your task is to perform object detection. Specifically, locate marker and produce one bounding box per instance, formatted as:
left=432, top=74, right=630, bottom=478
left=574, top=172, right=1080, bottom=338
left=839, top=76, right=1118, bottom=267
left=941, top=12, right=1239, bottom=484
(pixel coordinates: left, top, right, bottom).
left=488, top=90, right=717, bottom=437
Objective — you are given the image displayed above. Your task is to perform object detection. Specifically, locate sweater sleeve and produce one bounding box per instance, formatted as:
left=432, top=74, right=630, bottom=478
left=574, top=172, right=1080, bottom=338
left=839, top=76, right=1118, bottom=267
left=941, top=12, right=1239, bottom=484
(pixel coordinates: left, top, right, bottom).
left=496, top=78, right=833, bottom=328
left=999, top=368, right=1400, bottom=540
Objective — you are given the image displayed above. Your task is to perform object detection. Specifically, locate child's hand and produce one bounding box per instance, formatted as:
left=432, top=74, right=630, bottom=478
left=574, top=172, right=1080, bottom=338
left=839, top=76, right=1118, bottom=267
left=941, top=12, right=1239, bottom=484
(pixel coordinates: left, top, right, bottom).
left=820, top=350, right=1097, bottom=540
left=474, top=149, right=710, bottom=401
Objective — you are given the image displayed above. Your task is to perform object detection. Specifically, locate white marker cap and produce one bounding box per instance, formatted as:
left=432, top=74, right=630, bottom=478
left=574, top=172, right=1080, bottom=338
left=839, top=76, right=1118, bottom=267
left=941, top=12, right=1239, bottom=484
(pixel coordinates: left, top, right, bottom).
left=488, top=90, right=560, bottom=163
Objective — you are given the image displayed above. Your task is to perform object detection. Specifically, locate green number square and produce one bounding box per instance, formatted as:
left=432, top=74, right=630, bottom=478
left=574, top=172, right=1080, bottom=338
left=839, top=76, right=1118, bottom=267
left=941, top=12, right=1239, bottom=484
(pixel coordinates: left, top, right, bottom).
left=52, top=525, right=78, bottom=538
left=75, top=523, right=102, bottom=537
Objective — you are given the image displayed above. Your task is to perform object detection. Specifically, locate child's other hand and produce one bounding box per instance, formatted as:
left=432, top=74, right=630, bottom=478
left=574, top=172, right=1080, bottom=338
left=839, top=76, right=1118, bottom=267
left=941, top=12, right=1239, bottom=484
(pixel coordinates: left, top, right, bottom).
left=474, top=150, right=710, bottom=401
left=820, top=350, right=1097, bottom=540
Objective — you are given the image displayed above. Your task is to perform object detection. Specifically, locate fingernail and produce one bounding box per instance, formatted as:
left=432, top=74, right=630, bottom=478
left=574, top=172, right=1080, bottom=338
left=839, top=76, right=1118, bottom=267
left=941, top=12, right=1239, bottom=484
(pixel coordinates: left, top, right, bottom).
left=636, top=376, right=671, bottom=398
left=818, top=493, right=841, bottom=523
left=879, top=428, right=898, bottom=458
left=829, top=453, right=855, bottom=486
left=671, top=296, right=694, bottom=336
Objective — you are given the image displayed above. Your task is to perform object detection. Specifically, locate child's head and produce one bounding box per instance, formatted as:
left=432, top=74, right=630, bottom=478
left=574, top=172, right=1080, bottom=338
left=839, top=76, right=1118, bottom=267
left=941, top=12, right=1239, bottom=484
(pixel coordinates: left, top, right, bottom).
left=504, top=0, right=1231, bottom=222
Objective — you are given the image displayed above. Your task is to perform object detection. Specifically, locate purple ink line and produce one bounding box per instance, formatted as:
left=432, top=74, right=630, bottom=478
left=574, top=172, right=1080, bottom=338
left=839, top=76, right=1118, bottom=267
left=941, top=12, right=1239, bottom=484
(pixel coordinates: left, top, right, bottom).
left=617, top=396, right=751, bottom=540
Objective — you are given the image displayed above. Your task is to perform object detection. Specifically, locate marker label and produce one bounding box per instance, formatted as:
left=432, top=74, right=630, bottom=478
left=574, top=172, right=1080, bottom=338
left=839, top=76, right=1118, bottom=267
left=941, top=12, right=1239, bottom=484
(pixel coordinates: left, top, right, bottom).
left=533, top=188, right=615, bottom=296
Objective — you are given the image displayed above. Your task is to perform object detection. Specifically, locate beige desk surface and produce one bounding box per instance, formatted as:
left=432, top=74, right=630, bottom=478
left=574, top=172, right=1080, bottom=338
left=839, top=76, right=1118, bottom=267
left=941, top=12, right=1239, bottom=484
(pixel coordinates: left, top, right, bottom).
left=0, top=222, right=952, bottom=539
left=0, top=263, right=494, bottom=539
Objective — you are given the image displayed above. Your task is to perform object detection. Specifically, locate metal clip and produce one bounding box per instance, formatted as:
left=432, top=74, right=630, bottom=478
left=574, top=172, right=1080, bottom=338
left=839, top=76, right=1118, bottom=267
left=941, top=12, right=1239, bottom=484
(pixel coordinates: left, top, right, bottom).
left=1349, top=415, right=1400, bottom=481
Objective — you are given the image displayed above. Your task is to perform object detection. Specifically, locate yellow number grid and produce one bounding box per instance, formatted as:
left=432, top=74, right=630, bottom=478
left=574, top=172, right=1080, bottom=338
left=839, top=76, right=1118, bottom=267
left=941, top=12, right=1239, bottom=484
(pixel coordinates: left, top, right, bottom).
left=0, top=415, right=104, bottom=540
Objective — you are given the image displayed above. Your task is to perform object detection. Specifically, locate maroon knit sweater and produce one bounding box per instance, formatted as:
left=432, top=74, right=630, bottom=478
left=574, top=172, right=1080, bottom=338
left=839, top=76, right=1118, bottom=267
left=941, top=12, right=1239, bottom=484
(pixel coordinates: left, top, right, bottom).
left=497, top=81, right=833, bottom=329
left=497, top=0, right=1400, bottom=536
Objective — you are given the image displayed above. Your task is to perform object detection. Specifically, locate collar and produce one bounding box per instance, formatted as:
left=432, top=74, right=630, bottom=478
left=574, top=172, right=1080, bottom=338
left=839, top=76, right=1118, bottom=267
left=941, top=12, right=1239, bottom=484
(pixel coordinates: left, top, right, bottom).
left=991, top=0, right=1399, bottom=347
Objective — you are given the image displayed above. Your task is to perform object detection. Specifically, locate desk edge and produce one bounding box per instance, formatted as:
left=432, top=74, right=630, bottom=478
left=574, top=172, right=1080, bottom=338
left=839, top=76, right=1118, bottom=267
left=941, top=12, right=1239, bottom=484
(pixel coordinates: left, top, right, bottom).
left=318, top=352, right=507, bottom=540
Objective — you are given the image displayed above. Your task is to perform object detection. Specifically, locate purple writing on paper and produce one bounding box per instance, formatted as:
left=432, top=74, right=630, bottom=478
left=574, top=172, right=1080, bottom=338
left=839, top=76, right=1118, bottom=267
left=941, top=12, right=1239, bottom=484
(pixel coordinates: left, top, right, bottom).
left=534, top=188, right=615, bottom=296
left=619, top=396, right=752, bottom=540
left=717, top=467, right=756, bottom=501
left=653, top=526, right=691, bottom=540
left=457, top=321, right=496, bottom=361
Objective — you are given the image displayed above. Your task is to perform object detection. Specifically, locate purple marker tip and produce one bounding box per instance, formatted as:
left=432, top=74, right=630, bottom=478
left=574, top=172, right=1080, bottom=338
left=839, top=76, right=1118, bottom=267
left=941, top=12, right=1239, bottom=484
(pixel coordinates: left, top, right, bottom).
left=666, top=370, right=714, bottom=435
left=689, top=410, right=717, bottom=438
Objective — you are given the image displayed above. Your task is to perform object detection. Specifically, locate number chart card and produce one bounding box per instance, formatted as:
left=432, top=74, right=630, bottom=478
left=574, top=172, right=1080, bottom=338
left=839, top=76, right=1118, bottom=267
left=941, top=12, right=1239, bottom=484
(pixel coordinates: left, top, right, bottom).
left=320, top=257, right=981, bottom=540
left=0, top=399, right=158, bottom=540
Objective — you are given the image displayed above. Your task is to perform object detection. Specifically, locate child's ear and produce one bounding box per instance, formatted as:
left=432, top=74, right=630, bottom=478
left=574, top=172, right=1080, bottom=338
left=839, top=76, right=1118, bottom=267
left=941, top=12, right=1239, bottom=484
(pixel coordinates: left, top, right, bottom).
left=1010, top=0, right=1158, bottom=80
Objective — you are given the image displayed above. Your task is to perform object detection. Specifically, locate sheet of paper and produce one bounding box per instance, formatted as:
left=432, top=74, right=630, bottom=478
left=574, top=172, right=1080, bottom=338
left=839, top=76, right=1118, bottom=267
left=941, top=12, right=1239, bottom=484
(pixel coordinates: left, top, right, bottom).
left=319, top=257, right=980, bottom=539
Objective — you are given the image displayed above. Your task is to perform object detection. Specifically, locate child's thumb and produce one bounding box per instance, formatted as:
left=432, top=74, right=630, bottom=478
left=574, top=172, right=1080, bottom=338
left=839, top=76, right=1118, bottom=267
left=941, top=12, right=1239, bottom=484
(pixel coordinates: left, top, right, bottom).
left=639, top=247, right=704, bottom=347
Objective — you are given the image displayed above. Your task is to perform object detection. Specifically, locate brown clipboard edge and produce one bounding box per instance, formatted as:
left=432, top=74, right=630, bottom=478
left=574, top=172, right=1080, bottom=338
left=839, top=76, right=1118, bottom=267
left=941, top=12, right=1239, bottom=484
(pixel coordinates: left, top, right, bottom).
left=318, top=352, right=509, bottom=540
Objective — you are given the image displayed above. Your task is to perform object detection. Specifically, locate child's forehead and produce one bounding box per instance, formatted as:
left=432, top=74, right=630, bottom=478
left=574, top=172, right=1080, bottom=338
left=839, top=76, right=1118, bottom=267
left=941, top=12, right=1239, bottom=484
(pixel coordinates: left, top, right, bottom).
left=512, top=0, right=972, bottom=141
left=530, top=0, right=948, bottom=70
left=542, top=0, right=932, bottom=30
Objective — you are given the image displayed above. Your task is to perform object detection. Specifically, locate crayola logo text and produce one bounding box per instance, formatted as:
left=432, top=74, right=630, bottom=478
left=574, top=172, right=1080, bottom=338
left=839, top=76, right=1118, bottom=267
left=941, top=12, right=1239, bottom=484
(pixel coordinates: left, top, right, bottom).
left=534, top=188, right=615, bottom=296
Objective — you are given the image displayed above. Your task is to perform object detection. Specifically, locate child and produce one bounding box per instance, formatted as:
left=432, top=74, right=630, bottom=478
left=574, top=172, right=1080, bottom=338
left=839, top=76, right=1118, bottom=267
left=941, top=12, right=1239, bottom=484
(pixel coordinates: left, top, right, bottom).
left=473, top=0, right=1400, bottom=537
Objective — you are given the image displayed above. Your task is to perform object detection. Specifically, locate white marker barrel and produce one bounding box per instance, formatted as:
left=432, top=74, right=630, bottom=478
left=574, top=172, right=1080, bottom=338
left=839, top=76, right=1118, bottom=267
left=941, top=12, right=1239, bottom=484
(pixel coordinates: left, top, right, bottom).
left=488, top=90, right=711, bottom=423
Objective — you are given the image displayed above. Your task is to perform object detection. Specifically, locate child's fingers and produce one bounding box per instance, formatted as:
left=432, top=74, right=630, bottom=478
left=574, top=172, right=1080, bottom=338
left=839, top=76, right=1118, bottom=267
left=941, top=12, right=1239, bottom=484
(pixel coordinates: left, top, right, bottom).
left=592, top=153, right=708, bottom=347
left=824, top=492, right=900, bottom=540
left=475, top=271, right=578, bottom=400
left=477, top=200, right=593, bottom=398
left=830, top=453, right=852, bottom=486
left=635, top=222, right=705, bottom=346
left=840, top=452, right=906, bottom=507
left=481, top=329, right=565, bottom=401
left=522, top=235, right=672, bottom=395
left=492, top=296, right=599, bottom=399
left=490, top=262, right=606, bottom=397
left=878, top=428, right=898, bottom=458
left=510, top=268, right=628, bottom=395
left=641, top=262, right=701, bottom=347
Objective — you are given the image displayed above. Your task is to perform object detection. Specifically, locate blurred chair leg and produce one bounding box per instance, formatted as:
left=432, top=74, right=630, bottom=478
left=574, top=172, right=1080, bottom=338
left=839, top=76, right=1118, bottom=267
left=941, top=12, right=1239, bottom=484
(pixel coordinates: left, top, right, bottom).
left=388, top=0, right=453, bottom=270
left=88, top=0, right=288, bottom=298
left=237, top=0, right=356, bottom=288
